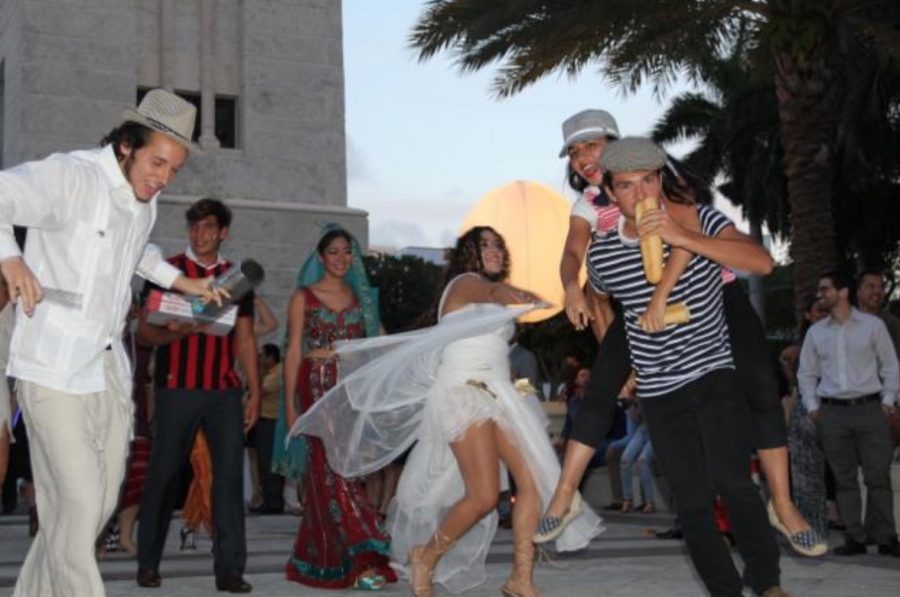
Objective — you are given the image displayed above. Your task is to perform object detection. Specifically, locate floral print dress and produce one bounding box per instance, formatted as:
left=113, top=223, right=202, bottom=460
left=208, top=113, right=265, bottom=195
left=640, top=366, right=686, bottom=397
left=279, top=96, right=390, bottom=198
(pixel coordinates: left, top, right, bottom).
left=285, top=287, right=396, bottom=588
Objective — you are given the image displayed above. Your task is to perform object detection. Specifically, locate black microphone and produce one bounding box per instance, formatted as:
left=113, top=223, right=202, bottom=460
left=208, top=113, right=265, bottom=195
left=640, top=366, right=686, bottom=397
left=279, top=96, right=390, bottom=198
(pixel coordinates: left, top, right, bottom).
left=192, top=259, right=265, bottom=320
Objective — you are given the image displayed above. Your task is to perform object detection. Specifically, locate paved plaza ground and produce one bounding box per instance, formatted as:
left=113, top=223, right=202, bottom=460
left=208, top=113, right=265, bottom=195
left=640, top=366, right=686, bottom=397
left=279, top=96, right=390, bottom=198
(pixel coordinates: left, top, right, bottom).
left=2, top=509, right=899, bottom=596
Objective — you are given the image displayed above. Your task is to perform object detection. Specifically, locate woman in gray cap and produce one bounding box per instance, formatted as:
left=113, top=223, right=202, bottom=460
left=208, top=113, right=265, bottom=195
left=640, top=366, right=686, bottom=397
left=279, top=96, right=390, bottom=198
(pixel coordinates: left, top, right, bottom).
left=536, top=112, right=826, bottom=558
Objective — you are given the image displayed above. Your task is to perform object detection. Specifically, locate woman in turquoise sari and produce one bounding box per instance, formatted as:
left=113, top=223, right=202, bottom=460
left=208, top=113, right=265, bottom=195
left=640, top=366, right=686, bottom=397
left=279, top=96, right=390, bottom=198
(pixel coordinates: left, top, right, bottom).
left=272, top=225, right=395, bottom=590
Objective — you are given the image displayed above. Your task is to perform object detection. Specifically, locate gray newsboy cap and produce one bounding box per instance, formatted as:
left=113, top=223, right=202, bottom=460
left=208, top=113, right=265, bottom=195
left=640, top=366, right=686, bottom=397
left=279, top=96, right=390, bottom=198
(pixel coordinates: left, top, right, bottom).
left=599, top=137, right=666, bottom=173
left=558, top=109, right=620, bottom=157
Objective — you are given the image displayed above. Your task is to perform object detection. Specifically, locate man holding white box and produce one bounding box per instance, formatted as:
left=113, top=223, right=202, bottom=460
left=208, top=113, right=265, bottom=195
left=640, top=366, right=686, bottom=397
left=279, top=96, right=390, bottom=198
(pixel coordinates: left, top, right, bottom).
left=136, top=198, right=260, bottom=593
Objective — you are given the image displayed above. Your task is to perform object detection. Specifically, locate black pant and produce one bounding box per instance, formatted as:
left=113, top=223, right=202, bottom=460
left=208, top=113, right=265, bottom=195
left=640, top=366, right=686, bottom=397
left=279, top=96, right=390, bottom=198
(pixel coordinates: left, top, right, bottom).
left=137, top=388, right=246, bottom=579
left=641, top=369, right=780, bottom=597
left=2, top=417, right=32, bottom=513
left=722, top=284, right=786, bottom=449
left=570, top=283, right=787, bottom=450
left=569, top=314, right=630, bottom=448
left=253, top=417, right=284, bottom=510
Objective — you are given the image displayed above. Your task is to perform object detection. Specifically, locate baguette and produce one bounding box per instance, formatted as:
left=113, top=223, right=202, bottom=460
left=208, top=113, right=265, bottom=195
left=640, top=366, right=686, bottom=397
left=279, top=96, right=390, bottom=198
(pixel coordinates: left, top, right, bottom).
left=635, top=196, right=663, bottom=284
left=663, top=302, right=691, bottom=325
left=639, top=302, right=691, bottom=332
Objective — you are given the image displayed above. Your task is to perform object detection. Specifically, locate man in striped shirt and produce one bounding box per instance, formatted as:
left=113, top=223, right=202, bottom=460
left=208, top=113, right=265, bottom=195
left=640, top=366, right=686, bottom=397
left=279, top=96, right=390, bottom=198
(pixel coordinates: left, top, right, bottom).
left=588, top=138, right=785, bottom=597
left=136, top=198, right=260, bottom=593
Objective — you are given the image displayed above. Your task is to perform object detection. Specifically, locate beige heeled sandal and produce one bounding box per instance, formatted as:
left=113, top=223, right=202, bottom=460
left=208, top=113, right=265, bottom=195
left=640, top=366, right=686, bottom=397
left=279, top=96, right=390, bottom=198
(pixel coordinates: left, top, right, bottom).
left=500, top=538, right=540, bottom=597
left=409, top=529, right=456, bottom=597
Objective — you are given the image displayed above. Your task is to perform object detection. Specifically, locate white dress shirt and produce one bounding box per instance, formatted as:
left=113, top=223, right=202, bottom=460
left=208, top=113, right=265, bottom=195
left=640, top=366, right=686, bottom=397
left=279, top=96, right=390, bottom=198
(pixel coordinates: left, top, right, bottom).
left=797, top=307, right=899, bottom=412
left=0, top=145, right=181, bottom=394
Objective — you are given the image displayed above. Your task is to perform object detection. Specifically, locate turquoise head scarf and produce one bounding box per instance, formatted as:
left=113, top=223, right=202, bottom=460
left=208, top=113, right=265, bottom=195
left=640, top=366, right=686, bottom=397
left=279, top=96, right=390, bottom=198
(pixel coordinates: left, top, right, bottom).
left=271, top=224, right=380, bottom=480
left=294, top=223, right=381, bottom=337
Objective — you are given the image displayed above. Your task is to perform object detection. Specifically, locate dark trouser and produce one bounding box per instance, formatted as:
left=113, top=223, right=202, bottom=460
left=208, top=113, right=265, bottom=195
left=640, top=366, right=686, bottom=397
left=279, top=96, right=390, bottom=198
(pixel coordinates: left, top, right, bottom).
left=253, top=417, right=284, bottom=510
left=2, top=417, right=32, bottom=513
left=569, top=314, right=630, bottom=447
left=721, top=283, right=786, bottom=449
left=570, top=283, right=787, bottom=451
left=817, top=400, right=897, bottom=545
left=137, top=388, right=246, bottom=580
left=641, top=369, right=780, bottom=597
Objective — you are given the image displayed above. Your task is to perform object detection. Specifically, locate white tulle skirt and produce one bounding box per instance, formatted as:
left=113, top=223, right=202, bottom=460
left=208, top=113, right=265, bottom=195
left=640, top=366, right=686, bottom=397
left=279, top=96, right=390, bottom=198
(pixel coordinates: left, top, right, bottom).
left=291, top=303, right=603, bottom=594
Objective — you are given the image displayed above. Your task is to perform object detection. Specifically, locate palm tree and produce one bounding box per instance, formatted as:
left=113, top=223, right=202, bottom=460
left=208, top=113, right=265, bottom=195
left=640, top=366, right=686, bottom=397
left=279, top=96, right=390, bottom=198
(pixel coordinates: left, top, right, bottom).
left=410, top=0, right=900, bottom=319
left=650, top=52, right=789, bottom=239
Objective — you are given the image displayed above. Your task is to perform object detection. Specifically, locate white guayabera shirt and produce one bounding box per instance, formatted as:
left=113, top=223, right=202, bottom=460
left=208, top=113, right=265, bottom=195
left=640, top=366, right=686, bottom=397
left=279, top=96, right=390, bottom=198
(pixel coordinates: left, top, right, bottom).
left=0, top=144, right=180, bottom=395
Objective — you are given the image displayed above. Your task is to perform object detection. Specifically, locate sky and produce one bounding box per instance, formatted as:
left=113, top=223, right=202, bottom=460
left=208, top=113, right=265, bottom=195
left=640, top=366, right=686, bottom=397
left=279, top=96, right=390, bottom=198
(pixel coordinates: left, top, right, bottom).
left=342, top=1, right=722, bottom=250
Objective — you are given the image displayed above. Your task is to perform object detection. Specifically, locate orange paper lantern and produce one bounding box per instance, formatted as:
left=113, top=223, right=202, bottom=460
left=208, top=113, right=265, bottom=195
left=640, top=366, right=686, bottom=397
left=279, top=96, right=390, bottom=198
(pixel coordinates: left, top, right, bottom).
left=460, top=181, right=582, bottom=323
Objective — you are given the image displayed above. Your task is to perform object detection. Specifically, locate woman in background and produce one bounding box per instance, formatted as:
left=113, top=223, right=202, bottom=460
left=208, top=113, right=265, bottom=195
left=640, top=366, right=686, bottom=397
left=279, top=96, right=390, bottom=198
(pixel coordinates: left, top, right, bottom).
left=274, top=225, right=395, bottom=591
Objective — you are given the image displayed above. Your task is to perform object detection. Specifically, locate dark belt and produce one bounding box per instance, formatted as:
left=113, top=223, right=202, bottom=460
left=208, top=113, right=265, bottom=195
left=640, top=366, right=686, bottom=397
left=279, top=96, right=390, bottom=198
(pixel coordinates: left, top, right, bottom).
left=820, top=394, right=880, bottom=406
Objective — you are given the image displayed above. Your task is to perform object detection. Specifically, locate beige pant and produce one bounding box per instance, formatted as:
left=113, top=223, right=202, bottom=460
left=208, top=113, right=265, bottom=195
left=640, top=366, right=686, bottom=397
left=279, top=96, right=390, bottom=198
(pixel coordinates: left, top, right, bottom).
left=13, top=354, right=132, bottom=597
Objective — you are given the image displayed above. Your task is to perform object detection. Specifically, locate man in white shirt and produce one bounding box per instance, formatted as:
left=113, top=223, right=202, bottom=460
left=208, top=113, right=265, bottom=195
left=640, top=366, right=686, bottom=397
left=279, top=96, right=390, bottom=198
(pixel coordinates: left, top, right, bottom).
left=798, top=270, right=899, bottom=557
left=0, top=89, right=220, bottom=596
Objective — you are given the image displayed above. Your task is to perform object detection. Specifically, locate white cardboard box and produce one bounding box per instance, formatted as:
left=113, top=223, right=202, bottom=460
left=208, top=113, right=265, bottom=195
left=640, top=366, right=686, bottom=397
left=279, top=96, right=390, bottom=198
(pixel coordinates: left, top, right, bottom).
left=145, top=289, right=238, bottom=336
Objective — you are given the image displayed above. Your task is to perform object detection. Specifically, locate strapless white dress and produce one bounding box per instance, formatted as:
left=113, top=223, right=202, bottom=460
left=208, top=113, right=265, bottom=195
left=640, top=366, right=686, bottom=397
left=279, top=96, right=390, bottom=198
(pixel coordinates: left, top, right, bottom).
left=291, top=297, right=603, bottom=594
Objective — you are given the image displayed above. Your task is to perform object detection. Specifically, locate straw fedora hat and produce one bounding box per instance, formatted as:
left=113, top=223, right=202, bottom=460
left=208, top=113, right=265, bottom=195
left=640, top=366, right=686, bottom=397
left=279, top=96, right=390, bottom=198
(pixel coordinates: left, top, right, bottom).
left=121, top=89, right=202, bottom=153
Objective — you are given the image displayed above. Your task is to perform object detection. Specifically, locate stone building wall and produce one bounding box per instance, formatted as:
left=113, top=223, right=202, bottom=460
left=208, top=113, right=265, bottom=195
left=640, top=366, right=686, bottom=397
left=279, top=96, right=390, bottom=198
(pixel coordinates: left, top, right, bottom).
left=0, top=0, right=364, bottom=342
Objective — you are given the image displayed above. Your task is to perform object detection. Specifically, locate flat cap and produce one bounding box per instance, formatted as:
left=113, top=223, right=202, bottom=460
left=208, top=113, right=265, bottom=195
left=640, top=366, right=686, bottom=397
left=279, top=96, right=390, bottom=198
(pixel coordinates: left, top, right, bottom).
left=599, top=137, right=666, bottom=173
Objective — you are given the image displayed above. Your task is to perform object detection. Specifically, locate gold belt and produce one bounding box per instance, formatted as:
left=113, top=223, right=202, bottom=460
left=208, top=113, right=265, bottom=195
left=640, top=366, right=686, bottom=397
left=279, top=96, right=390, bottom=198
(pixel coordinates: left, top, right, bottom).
left=466, top=379, right=498, bottom=400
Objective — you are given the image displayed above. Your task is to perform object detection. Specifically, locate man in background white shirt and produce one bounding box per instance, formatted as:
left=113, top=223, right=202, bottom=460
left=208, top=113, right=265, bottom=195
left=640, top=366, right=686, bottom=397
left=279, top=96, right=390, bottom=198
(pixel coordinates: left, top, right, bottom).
left=0, top=89, right=220, bottom=596
left=798, top=270, right=899, bottom=558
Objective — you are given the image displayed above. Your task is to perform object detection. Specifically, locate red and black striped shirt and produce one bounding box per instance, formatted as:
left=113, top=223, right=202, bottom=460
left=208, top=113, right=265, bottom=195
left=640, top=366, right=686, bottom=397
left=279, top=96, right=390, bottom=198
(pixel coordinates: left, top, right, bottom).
left=146, top=253, right=254, bottom=390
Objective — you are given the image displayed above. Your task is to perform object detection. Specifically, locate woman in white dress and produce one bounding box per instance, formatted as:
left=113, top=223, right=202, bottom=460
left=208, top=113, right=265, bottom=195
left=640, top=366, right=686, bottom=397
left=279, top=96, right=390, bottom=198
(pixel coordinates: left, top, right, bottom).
left=291, top=226, right=603, bottom=597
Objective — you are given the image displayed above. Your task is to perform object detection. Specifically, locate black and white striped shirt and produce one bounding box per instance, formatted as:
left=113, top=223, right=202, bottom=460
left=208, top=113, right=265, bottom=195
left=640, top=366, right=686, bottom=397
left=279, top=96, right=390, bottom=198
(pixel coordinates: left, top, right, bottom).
left=587, top=205, right=734, bottom=398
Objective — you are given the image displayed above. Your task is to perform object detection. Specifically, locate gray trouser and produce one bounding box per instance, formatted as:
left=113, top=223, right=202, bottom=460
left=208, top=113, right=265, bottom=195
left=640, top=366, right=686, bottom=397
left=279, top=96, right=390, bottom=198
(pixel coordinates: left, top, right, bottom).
left=817, top=401, right=897, bottom=544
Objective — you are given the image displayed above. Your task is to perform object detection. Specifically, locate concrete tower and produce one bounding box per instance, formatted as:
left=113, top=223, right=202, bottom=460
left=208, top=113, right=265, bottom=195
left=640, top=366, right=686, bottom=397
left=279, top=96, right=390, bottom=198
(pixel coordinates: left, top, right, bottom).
left=0, top=0, right=366, bottom=336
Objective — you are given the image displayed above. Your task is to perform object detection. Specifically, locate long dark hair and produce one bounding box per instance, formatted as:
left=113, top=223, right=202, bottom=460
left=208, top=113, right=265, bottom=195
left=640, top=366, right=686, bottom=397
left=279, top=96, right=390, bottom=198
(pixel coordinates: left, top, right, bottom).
left=663, top=156, right=713, bottom=205
left=601, top=156, right=714, bottom=206
left=567, top=162, right=590, bottom=193
left=419, top=226, right=511, bottom=326
left=569, top=149, right=712, bottom=206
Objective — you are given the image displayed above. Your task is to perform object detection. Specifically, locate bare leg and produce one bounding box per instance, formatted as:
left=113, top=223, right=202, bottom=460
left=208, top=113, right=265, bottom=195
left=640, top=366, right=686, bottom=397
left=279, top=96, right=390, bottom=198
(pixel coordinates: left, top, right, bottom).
left=759, top=447, right=811, bottom=533
left=365, top=470, right=384, bottom=508
left=494, top=425, right=541, bottom=597
left=410, top=421, right=501, bottom=597
left=379, top=462, right=402, bottom=514
left=118, top=504, right=139, bottom=556
left=543, top=439, right=596, bottom=518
